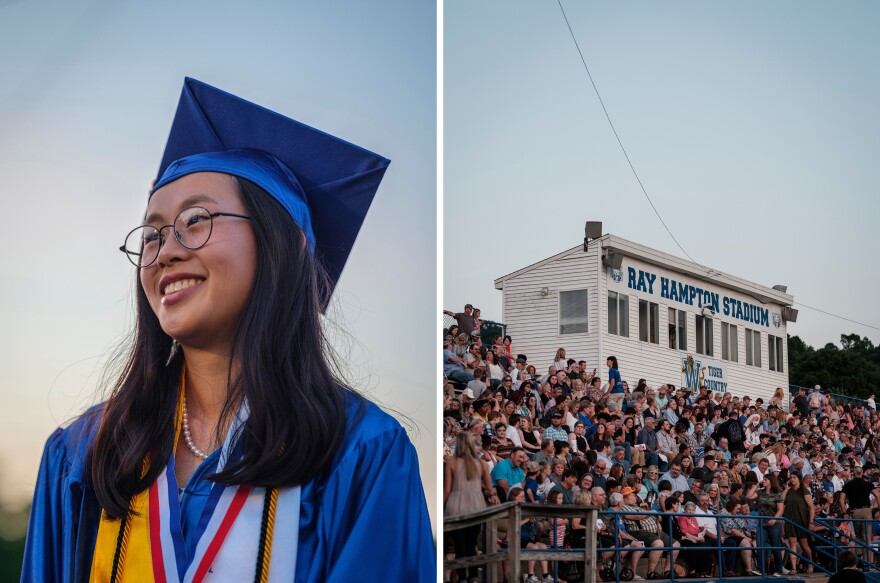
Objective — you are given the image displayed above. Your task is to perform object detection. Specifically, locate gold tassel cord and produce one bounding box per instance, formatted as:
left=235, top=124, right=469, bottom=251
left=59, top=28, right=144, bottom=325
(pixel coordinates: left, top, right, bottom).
left=255, top=487, right=279, bottom=583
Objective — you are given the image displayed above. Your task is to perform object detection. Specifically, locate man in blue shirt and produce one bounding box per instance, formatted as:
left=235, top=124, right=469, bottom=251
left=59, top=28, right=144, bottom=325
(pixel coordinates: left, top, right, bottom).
left=443, top=335, right=474, bottom=384
left=577, top=401, right=594, bottom=430
left=716, top=437, right=732, bottom=462
left=660, top=461, right=690, bottom=494
left=637, top=416, right=660, bottom=469
left=491, top=447, right=528, bottom=501
left=821, top=469, right=836, bottom=494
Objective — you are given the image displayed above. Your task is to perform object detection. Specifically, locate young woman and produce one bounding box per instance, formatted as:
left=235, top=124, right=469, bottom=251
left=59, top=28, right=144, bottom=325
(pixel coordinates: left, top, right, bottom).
left=509, top=487, right=552, bottom=583
left=679, top=455, right=695, bottom=478
left=553, top=348, right=568, bottom=372
left=502, top=335, right=513, bottom=358
left=549, top=460, right=567, bottom=487
left=769, top=387, right=785, bottom=408
left=446, top=432, right=496, bottom=581
left=519, top=416, right=542, bottom=455
left=783, top=472, right=815, bottom=573
left=605, top=356, right=624, bottom=412
left=536, top=462, right=555, bottom=502
left=755, top=474, right=787, bottom=576
left=623, top=416, right=645, bottom=466
left=523, top=463, right=542, bottom=504
left=452, top=332, right=471, bottom=361
left=523, top=393, right=540, bottom=423
left=484, top=349, right=505, bottom=386
left=492, top=422, right=515, bottom=459
left=21, top=79, right=432, bottom=582
left=545, top=490, right=568, bottom=549
left=589, top=421, right=612, bottom=452
left=472, top=308, right=483, bottom=332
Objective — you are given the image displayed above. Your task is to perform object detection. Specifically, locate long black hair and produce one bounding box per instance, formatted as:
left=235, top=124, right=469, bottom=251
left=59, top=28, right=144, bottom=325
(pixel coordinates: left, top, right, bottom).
left=92, top=177, right=359, bottom=518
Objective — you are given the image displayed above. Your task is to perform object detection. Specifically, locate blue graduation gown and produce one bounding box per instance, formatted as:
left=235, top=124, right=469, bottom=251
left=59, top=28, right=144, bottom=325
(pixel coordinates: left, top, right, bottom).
left=20, top=398, right=435, bottom=582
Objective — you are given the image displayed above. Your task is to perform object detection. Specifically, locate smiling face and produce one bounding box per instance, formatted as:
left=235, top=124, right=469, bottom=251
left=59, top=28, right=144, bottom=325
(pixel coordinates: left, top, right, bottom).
left=140, top=172, right=257, bottom=352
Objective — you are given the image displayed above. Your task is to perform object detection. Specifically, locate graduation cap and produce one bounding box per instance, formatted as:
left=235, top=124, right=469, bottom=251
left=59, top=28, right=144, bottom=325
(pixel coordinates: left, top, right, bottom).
left=152, top=77, right=390, bottom=308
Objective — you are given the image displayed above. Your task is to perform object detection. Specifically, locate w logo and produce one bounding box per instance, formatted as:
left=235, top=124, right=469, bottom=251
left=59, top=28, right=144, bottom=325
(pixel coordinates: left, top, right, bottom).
left=682, top=356, right=702, bottom=391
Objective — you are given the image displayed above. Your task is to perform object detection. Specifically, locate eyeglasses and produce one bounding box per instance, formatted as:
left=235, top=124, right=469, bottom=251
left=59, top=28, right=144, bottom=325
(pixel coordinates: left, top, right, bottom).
left=121, top=206, right=252, bottom=267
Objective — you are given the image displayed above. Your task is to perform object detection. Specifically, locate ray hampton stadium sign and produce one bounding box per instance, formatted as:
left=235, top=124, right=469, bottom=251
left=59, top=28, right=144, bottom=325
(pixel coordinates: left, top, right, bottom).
left=623, top=267, right=773, bottom=329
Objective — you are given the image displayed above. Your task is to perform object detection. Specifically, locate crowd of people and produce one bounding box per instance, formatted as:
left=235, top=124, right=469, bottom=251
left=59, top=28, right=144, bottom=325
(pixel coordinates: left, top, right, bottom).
left=443, top=310, right=880, bottom=583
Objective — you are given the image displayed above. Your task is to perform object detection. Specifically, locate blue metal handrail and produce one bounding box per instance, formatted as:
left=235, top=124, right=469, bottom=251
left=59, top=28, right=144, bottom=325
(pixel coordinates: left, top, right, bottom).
left=788, top=384, right=866, bottom=408
left=461, top=505, right=879, bottom=583
left=519, top=508, right=878, bottom=583
left=813, top=516, right=880, bottom=560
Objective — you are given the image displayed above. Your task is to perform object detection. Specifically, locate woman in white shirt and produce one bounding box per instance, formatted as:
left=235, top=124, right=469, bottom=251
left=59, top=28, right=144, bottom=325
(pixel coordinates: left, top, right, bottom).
left=553, top=347, right=568, bottom=372
left=485, top=349, right=506, bottom=384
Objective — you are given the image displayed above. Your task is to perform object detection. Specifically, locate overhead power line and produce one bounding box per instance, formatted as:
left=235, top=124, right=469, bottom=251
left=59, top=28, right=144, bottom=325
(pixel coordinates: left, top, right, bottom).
left=795, top=302, right=880, bottom=333
left=555, top=0, right=699, bottom=266
left=555, top=0, right=880, bottom=335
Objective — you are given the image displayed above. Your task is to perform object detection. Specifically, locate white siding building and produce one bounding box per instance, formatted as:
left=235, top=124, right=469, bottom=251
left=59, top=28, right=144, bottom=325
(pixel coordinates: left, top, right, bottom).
left=494, top=234, right=796, bottom=402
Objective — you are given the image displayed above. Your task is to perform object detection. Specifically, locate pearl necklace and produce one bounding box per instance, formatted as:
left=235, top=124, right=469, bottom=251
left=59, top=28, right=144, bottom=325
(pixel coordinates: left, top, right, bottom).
left=182, top=394, right=209, bottom=460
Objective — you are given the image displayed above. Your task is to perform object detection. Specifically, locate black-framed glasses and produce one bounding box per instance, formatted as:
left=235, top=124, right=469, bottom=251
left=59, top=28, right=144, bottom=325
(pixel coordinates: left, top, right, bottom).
left=120, top=206, right=251, bottom=267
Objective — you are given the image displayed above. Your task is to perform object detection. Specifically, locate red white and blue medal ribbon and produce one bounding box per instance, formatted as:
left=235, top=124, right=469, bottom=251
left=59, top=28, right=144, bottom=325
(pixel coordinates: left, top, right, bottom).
left=91, top=398, right=300, bottom=582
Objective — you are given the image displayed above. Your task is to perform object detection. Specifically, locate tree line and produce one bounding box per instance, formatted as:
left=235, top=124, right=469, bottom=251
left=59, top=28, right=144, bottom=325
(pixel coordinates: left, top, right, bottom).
left=788, top=333, right=880, bottom=397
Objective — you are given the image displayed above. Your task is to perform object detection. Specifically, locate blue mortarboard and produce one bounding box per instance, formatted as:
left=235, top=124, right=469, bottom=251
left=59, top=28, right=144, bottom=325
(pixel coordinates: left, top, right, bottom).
left=152, top=77, right=390, bottom=307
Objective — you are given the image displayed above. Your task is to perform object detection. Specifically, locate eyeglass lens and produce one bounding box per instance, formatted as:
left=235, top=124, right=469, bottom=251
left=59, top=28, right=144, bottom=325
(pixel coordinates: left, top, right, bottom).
left=122, top=207, right=214, bottom=267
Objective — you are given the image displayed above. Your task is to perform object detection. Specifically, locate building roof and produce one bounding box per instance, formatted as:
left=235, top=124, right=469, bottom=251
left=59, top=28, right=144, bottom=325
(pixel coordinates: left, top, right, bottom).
left=494, top=234, right=794, bottom=307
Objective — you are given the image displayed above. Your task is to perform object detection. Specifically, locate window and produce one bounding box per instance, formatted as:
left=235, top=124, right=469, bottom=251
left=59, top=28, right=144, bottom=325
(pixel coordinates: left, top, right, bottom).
left=769, top=334, right=784, bottom=372
left=639, top=300, right=659, bottom=344
left=745, top=329, right=761, bottom=367
left=721, top=322, right=738, bottom=362
left=696, top=315, right=713, bottom=356
left=560, top=289, right=588, bottom=335
left=608, top=291, right=629, bottom=337
left=668, top=308, right=686, bottom=350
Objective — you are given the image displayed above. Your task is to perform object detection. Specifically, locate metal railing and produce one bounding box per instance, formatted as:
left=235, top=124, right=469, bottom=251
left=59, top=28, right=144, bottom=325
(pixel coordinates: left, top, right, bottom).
left=595, top=510, right=833, bottom=582
left=788, top=384, right=866, bottom=408
left=445, top=503, right=880, bottom=583
left=444, top=502, right=598, bottom=583
left=814, top=516, right=880, bottom=568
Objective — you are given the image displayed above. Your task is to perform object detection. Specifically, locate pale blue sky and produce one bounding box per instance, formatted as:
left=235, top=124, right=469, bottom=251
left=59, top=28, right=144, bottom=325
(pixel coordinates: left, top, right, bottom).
left=445, top=1, right=880, bottom=354
left=0, top=0, right=436, bottom=528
